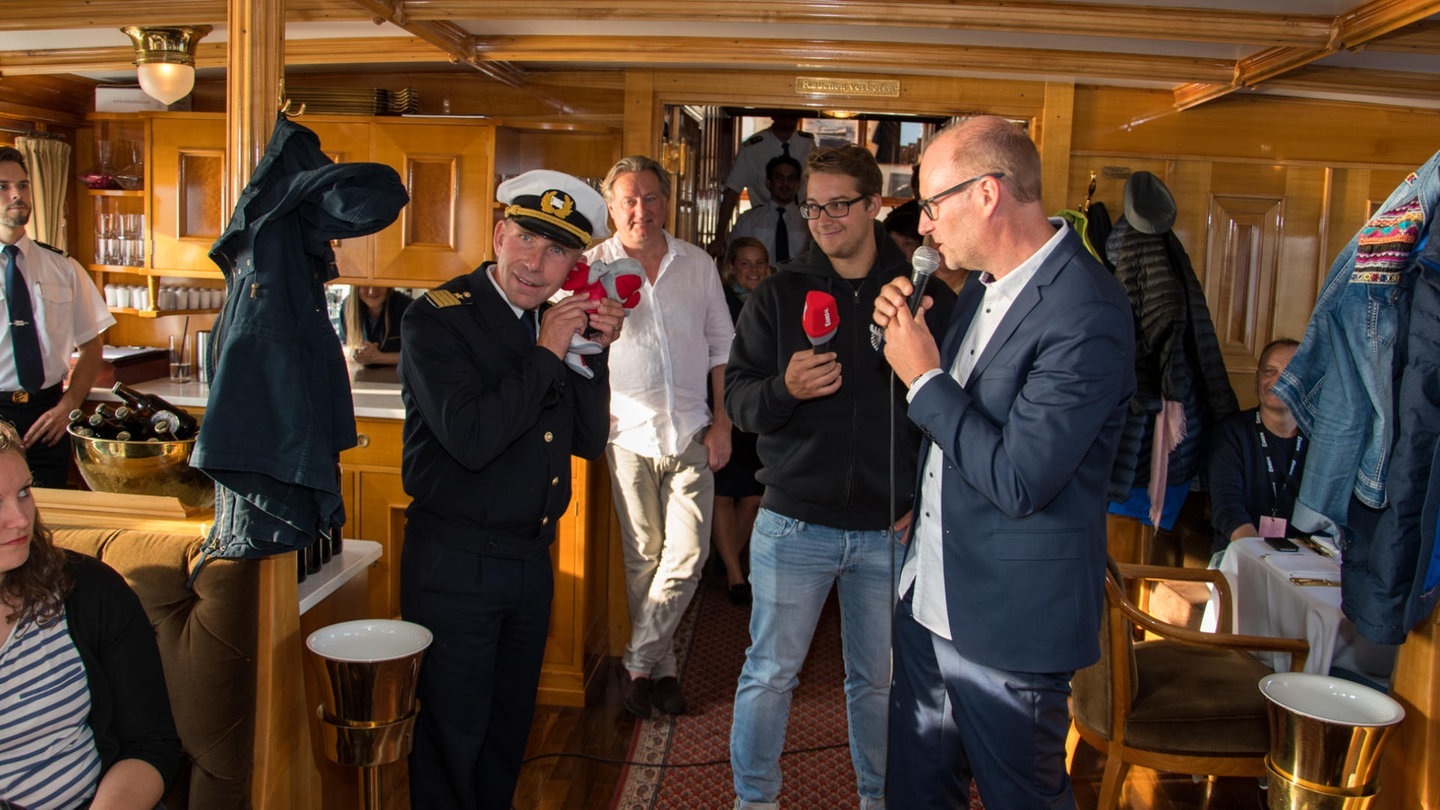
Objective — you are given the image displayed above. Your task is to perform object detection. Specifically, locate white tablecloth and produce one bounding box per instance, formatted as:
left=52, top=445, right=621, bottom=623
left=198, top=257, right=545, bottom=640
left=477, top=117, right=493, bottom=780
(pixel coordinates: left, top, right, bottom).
left=1212, top=537, right=1398, bottom=684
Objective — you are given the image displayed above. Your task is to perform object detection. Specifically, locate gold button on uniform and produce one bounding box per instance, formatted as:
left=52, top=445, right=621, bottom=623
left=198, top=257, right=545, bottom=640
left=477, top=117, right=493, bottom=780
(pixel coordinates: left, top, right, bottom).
left=541, top=516, right=550, bottom=526
left=544, top=431, right=554, bottom=443
left=551, top=477, right=560, bottom=486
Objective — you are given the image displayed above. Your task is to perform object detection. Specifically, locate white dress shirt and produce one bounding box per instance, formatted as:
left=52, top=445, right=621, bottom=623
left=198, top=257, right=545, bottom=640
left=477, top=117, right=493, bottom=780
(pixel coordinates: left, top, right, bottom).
left=901, top=221, right=1070, bottom=639
left=585, top=232, right=734, bottom=457
left=729, top=202, right=810, bottom=263
left=0, top=235, right=114, bottom=390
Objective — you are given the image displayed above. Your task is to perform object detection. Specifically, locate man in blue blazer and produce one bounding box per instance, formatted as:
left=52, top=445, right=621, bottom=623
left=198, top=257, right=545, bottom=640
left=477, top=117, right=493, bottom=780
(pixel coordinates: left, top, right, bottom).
left=873, top=116, right=1135, bottom=808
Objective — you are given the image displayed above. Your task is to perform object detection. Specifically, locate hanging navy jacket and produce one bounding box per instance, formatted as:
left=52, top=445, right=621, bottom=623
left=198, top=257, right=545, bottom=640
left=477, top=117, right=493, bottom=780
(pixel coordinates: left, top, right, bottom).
left=193, top=114, right=408, bottom=559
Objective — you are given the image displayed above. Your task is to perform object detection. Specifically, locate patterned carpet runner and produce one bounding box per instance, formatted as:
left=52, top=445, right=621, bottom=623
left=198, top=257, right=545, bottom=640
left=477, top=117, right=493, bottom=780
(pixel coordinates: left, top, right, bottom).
left=611, top=576, right=984, bottom=809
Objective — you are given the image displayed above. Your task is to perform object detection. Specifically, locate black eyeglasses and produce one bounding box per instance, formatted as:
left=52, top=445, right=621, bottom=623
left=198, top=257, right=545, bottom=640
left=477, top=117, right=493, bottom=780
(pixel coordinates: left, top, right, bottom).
left=798, top=194, right=868, bottom=220
left=918, top=172, right=1005, bottom=220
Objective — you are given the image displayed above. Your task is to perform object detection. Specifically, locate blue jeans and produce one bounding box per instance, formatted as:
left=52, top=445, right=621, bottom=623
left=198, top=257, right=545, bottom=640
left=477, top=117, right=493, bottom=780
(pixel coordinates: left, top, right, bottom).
left=730, top=508, right=901, bottom=807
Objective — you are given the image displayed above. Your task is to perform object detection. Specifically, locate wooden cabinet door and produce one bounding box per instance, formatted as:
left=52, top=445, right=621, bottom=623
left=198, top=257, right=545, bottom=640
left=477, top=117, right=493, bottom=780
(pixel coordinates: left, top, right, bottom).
left=305, top=118, right=379, bottom=282
left=341, top=417, right=410, bottom=619
left=371, top=121, right=496, bottom=285
left=149, top=115, right=226, bottom=276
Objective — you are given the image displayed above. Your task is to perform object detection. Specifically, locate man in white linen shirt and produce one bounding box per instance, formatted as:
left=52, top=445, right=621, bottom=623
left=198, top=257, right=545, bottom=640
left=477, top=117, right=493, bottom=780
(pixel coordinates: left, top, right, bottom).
left=586, top=155, right=734, bottom=719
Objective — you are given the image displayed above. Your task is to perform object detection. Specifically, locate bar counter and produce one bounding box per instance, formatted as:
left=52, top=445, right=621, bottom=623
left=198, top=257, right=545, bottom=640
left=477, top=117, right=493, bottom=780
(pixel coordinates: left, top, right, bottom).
left=89, top=362, right=405, bottom=420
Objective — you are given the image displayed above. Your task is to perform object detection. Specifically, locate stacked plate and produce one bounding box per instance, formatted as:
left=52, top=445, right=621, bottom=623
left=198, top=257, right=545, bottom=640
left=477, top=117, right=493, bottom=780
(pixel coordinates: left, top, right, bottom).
left=287, top=87, right=420, bottom=116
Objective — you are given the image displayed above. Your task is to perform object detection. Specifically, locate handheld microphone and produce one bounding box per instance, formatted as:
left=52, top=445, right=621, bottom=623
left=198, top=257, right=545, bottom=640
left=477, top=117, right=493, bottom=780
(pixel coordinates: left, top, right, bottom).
left=870, top=245, right=943, bottom=350
left=802, top=290, right=840, bottom=354
left=906, top=245, right=942, bottom=314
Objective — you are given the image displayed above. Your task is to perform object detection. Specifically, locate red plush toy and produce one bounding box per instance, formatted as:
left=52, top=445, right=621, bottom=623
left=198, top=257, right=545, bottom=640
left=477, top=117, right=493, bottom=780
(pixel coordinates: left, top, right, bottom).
left=562, top=257, right=643, bottom=308
left=558, top=257, right=644, bottom=378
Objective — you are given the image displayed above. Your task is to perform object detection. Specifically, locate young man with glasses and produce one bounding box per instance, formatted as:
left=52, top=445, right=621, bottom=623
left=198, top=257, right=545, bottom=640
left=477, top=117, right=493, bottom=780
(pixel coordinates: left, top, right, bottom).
left=725, top=144, right=954, bottom=810
left=873, top=115, right=1136, bottom=808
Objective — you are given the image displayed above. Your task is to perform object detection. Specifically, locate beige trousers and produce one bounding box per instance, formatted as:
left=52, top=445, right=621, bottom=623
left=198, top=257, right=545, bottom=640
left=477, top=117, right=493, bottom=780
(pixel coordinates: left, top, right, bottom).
left=607, top=435, right=714, bottom=678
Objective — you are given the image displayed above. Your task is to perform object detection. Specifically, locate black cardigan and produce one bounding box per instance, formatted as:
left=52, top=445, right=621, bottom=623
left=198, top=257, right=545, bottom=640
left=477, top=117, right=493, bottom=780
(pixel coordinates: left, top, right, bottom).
left=61, top=550, right=181, bottom=793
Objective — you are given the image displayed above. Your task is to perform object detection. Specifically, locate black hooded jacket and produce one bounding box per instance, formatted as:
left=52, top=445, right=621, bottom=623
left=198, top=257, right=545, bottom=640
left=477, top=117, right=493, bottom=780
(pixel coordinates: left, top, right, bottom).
left=725, top=222, right=955, bottom=529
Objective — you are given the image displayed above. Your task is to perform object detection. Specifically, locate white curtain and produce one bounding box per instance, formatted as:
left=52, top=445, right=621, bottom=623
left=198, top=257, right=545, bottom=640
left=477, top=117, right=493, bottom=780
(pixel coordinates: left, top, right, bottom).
left=16, top=135, right=72, bottom=247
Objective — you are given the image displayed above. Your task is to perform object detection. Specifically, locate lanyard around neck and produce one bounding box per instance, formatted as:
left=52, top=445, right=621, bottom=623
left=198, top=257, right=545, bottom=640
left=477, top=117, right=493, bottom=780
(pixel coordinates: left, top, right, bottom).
left=1255, top=410, right=1305, bottom=516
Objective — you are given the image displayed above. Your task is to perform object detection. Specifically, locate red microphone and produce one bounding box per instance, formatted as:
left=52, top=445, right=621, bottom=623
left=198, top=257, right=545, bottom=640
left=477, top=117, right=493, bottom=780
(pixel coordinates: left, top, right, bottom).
left=802, top=290, right=840, bottom=354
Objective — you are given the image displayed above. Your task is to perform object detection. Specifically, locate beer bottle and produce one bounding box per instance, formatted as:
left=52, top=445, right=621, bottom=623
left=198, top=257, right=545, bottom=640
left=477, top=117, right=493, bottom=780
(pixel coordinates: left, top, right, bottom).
left=111, top=382, right=200, bottom=439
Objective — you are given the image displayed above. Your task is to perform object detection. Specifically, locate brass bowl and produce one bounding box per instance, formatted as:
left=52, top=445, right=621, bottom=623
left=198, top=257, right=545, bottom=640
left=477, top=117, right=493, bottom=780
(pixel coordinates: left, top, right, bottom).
left=69, top=427, right=215, bottom=514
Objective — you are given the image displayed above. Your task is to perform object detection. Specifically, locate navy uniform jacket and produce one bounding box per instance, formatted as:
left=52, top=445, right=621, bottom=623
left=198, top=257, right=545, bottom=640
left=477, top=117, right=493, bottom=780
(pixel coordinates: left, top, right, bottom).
left=399, top=266, right=610, bottom=558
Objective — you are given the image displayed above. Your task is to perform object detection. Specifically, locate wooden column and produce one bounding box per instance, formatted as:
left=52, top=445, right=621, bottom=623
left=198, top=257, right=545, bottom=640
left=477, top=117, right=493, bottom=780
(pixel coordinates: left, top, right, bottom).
left=623, top=69, right=659, bottom=160
left=226, top=1, right=314, bottom=805
left=1039, top=81, right=1076, bottom=217
left=226, top=0, right=283, bottom=199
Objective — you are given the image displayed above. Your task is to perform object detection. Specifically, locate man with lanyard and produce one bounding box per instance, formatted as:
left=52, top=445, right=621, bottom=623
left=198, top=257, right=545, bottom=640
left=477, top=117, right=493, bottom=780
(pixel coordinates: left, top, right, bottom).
left=0, top=146, right=113, bottom=487
left=1207, top=338, right=1309, bottom=562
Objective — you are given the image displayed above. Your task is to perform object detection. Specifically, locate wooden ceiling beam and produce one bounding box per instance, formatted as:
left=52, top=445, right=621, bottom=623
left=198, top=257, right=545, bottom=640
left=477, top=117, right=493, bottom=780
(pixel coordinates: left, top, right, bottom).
left=402, top=0, right=1333, bottom=48
left=343, top=0, right=525, bottom=86
left=0, top=1, right=369, bottom=29
left=469, top=36, right=1237, bottom=85
left=1174, top=0, right=1440, bottom=111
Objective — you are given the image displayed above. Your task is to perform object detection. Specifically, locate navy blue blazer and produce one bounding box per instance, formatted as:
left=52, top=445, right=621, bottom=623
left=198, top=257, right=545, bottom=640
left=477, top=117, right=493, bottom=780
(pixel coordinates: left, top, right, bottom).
left=907, top=227, right=1135, bottom=673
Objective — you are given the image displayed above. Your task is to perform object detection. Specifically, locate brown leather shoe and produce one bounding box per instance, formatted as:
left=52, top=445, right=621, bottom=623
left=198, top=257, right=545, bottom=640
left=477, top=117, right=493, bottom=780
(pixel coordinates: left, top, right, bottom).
left=622, top=673, right=652, bottom=719
left=651, top=676, right=687, bottom=715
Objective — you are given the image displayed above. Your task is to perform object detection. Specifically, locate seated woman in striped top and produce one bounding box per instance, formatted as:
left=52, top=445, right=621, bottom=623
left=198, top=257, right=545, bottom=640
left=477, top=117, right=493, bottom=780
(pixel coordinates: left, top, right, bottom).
left=0, top=420, right=179, bottom=809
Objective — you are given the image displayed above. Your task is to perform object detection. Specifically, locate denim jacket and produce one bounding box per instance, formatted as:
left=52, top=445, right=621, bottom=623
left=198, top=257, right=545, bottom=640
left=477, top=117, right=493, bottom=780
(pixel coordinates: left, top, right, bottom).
left=193, top=115, right=408, bottom=559
left=1272, top=148, right=1440, bottom=539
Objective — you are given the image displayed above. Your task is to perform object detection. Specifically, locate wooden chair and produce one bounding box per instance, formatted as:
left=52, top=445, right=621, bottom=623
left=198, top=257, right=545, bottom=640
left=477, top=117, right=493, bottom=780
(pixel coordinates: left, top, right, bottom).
left=1068, top=559, right=1310, bottom=809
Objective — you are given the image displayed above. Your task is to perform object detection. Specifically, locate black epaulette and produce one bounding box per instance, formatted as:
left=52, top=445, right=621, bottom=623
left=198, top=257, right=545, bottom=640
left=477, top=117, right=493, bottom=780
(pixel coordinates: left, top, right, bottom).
left=33, top=240, right=68, bottom=257
left=744, top=133, right=765, bottom=146
left=796, top=131, right=815, bottom=140
left=424, top=289, right=472, bottom=308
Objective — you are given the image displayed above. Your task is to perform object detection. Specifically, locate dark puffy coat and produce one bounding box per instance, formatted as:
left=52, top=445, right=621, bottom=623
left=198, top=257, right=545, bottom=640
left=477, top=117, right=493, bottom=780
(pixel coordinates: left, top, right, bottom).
left=1106, top=216, right=1237, bottom=498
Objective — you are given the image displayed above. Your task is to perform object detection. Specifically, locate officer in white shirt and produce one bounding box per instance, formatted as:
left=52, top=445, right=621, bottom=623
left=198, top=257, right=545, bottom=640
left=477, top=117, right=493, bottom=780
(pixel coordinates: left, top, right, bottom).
left=0, top=146, right=114, bottom=487
left=708, top=116, right=815, bottom=256
left=728, top=154, right=808, bottom=265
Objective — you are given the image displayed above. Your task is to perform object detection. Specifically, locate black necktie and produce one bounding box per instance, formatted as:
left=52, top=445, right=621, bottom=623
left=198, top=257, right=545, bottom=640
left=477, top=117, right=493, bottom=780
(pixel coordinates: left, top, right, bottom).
left=775, top=206, right=791, bottom=263
left=521, top=309, right=537, bottom=341
left=3, top=245, right=44, bottom=392
left=781, top=140, right=790, bottom=155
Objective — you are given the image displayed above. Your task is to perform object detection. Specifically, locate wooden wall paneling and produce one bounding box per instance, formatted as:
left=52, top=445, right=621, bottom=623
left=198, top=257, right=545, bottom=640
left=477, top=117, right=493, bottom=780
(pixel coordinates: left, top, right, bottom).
left=370, top=121, right=494, bottom=284
left=494, top=126, right=620, bottom=186
left=1204, top=191, right=1284, bottom=406
left=1274, top=166, right=1330, bottom=345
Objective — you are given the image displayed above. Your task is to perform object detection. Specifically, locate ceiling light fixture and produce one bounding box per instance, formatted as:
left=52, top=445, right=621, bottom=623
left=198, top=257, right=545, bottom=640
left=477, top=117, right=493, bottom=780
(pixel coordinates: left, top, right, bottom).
left=121, top=25, right=212, bottom=106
